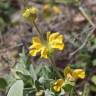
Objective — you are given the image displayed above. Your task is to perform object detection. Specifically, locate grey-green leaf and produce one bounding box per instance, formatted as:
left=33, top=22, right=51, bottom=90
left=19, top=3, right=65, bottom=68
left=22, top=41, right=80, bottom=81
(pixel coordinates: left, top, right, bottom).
left=7, top=80, right=24, bottom=96
left=91, top=76, right=96, bottom=85
left=30, top=64, right=37, bottom=81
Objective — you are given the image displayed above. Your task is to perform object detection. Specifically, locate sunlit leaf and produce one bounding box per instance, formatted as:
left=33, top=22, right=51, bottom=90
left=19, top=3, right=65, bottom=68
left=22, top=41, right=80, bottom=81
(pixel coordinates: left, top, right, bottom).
left=91, top=76, right=96, bottom=85
left=7, top=80, right=24, bottom=96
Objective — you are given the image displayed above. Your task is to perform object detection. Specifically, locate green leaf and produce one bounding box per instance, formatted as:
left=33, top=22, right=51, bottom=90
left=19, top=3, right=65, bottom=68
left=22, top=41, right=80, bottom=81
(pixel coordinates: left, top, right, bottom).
left=93, top=59, right=96, bottom=66
left=4, top=74, right=16, bottom=93
left=75, top=62, right=87, bottom=68
left=30, top=64, right=37, bottom=82
left=63, top=80, right=75, bottom=93
left=0, top=78, right=7, bottom=91
left=63, top=84, right=73, bottom=92
left=14, top=48, right=31, bottom=77
left=79, top=53, right=91, bottom=62
left=82, top=83, right=90, bottom=96
left=38, top=65, right=50, bottom=79
left=23, top=88, right=36, bottom=96
left=90, top=85, right=96, bottom=92
left=7, top=80, right=24, bottom=96
left=15, top=64, right=31, bottom=76
left=16, top=72, right=33, bottom=88
left=45, top=89, right=55, bottom=96
left=91, top=76, right=96, bottom=85
left=55, top=0, right=80, bottom=6
left=19, top=48, right=29, bottom=66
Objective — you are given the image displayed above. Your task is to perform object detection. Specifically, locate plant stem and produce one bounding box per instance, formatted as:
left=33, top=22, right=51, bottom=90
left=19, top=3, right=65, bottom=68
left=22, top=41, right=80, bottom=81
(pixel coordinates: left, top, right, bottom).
left=79, top=6, right=95, bottom=28
left=32, top=20, right=44, bottom=42
left=48, top=56, right=63, bottom=79
left=82, top=83, right=90, bottom=96
left=69, top=88, right=78, bottom=96
left=32, top=20, right=41, bottom=36
left=69, top=27, right=96, bottom=57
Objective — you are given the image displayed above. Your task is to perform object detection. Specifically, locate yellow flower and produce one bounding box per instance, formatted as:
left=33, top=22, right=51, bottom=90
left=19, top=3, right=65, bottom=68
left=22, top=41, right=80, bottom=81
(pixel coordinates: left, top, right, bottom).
left=43, top=4, right=51, bottom=12
left=29, top=37, right=42, bottom=56
left=64, top=66, right=85, bottom=81
left=40, top=46, right=48, bottom=58
left=64, top=66, right=74, bottom=81
left=22, top=7, right=38, bottom=21
left=29, top=37, right=48, bottom=58
left=52, top=6, right=62, bottom=14
left=53, top=79, right=64, bottom=92
left=29, top=32, right=64, bottom=58
left=47, top=32, right=64, bottom=50
left=72, top=69, right=85, bottom=79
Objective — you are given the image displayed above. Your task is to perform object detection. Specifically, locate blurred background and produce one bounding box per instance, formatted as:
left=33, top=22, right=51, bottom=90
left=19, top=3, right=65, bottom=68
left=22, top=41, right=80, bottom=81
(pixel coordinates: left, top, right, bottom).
left=0, top=0, right=96, bottom=96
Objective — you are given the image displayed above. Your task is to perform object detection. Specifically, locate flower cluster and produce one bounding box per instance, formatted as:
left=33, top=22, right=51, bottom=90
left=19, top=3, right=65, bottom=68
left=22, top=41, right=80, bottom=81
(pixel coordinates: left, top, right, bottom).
left=43, top=4, right=62, bottom=14
left=23, top=7, right=38, bottom=21
left=64, top=66, right=85, bottom=80
left=29, top=32, right=64, bottom=58
left=53, top=66, right=85, bottom=92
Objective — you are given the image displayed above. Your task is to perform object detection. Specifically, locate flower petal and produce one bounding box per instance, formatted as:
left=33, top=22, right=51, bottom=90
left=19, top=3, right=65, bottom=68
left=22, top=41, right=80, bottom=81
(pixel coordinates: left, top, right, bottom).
left=64, top=66, right=73, bottom=77
left=48, top=32, right=64, bottom=50
left=29, top=44, right=41, bottom=56
left=49, top=32, right=60, bottom=42
left=52, top=6, right=62, bottom=14
left=29, top=50, right=38, bottom=56
left=29, top=37, right=42, bottom=57
left=53, top=79, right=64, bottom=92
left=73, top=69, right=85, bottom=79
left=51, top=43, right=64, bottom=50
left=53, top=86, right=61, bottom=92
left=32, top=37, right=41, bottom=45
left=41, top=47, right=48, bottom=58
left=22, top=7, right=38, bottom=20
